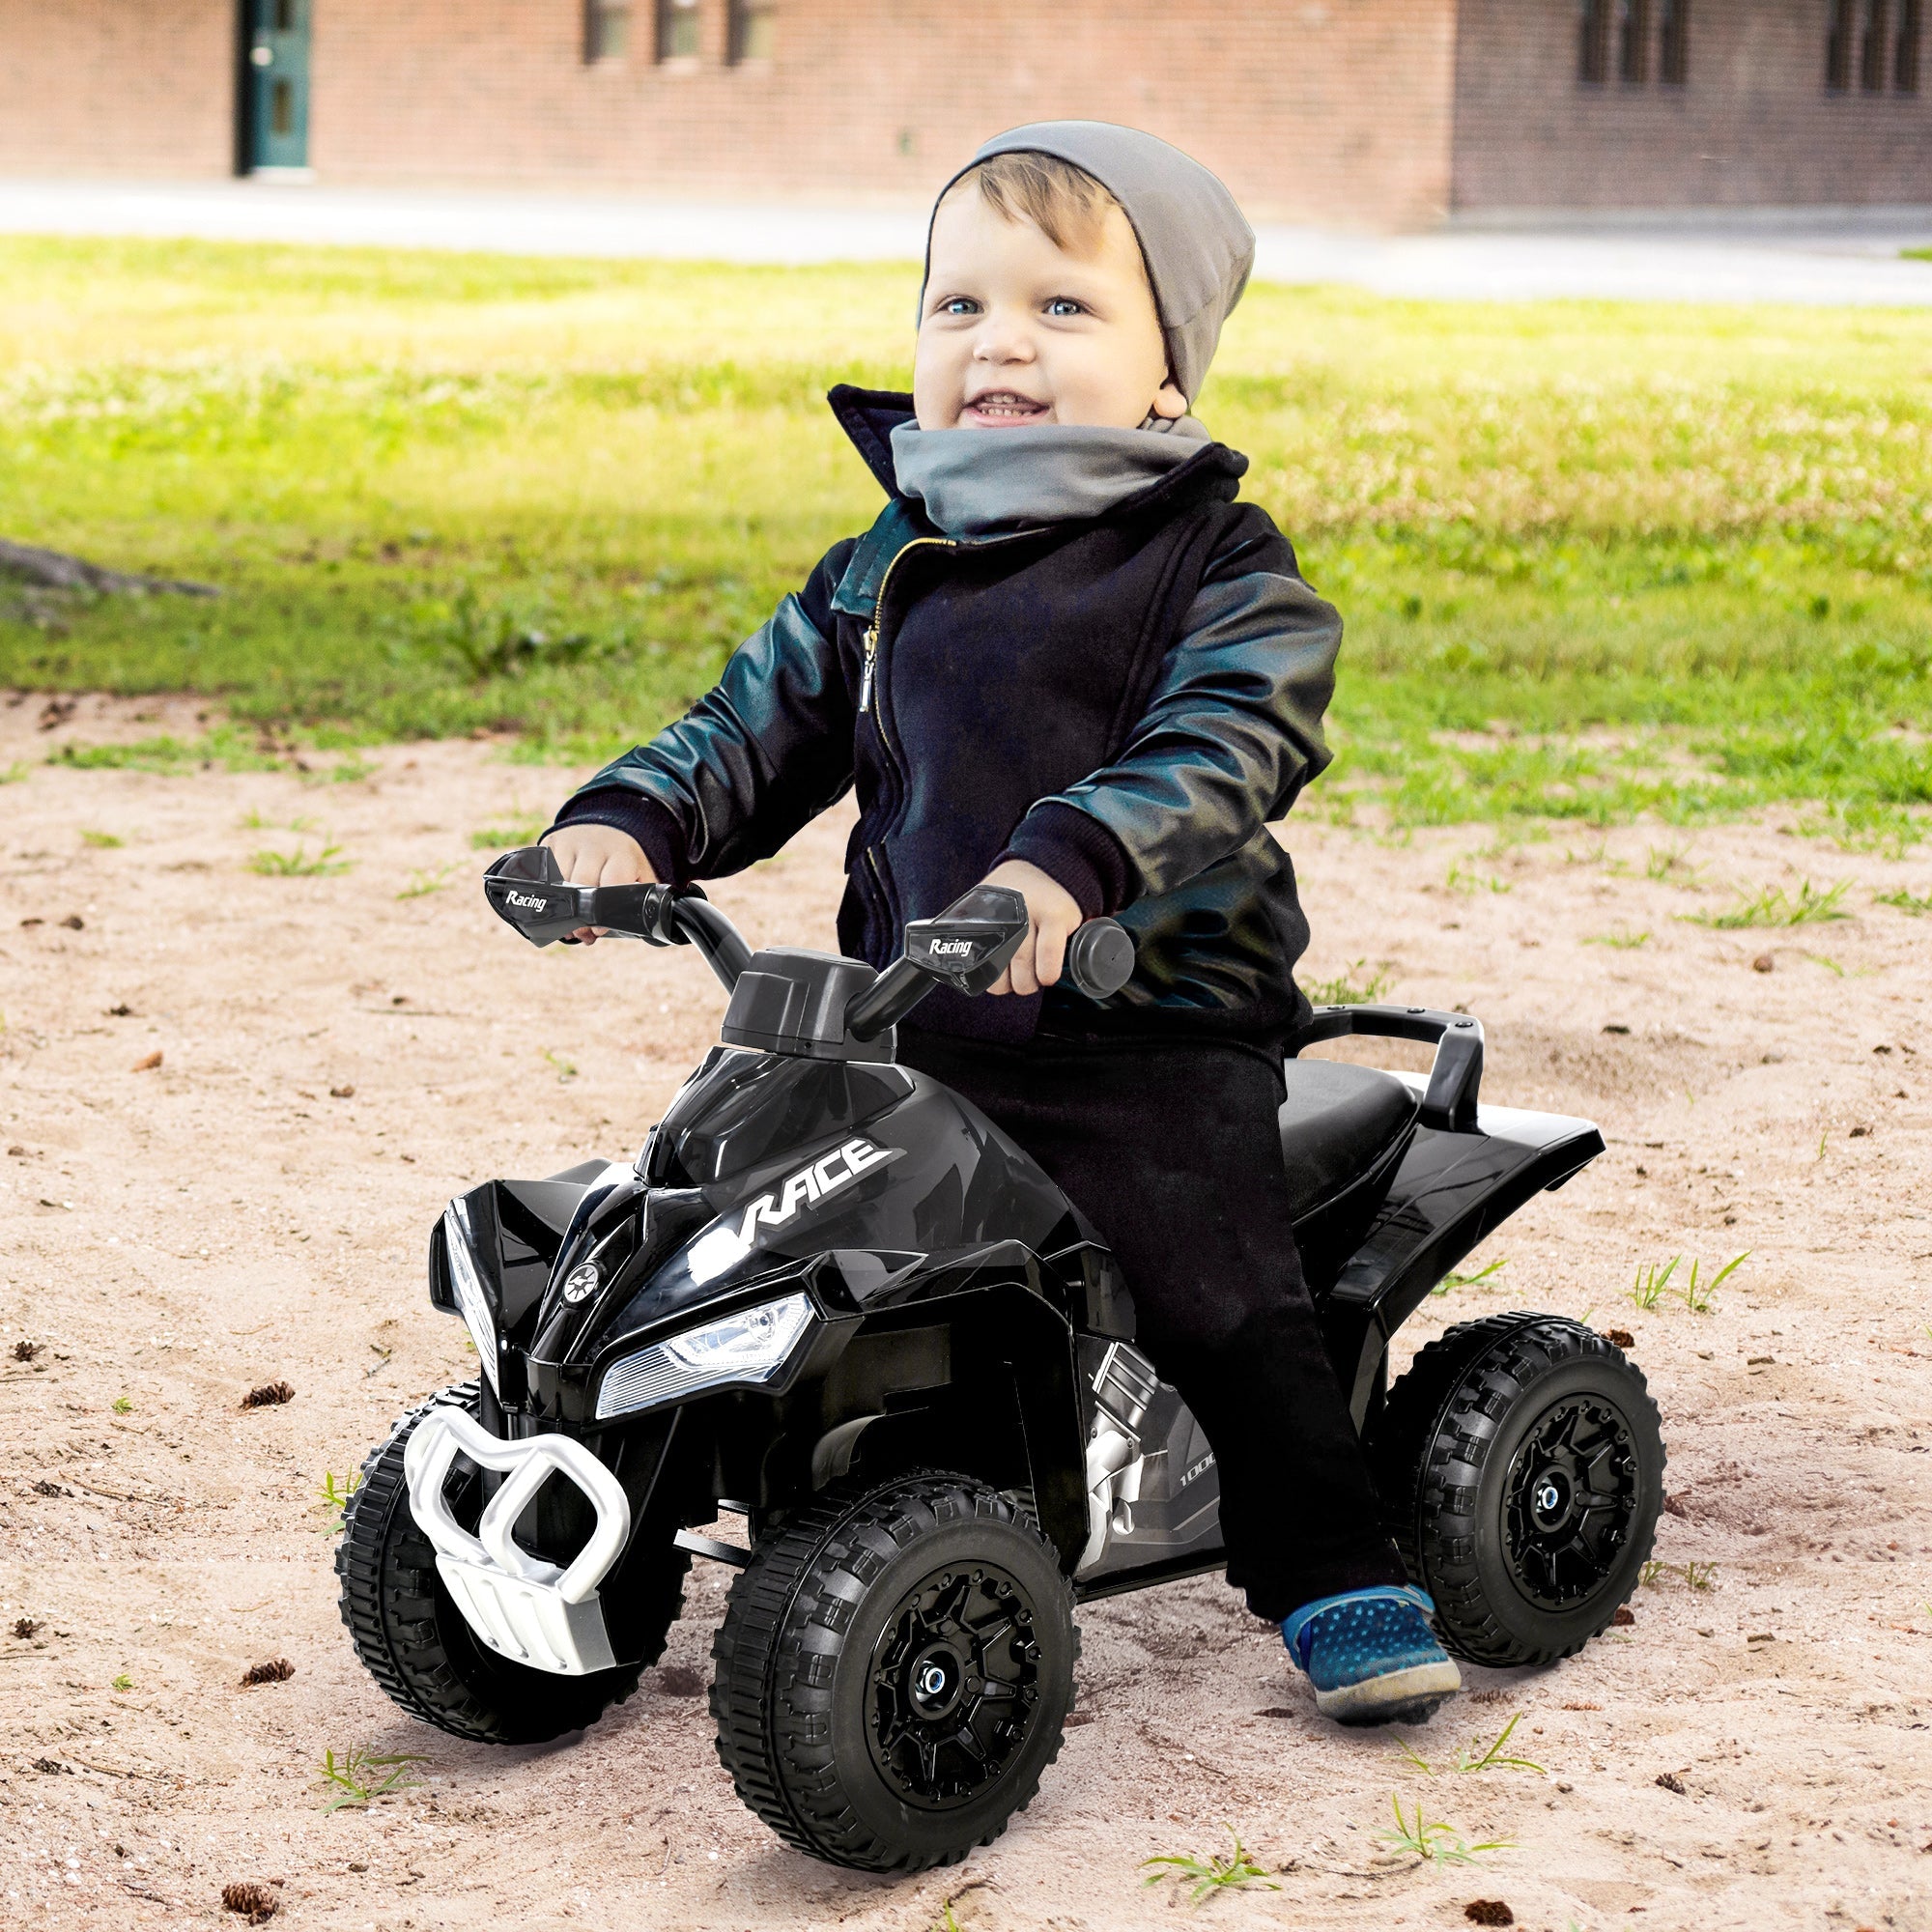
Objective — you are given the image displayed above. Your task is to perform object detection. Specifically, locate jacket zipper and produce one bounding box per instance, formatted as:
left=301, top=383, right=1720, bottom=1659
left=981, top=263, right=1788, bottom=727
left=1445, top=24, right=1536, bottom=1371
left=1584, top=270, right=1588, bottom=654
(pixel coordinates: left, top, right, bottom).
left=856, top=523, right=1035, bottom=964
left=858, top=535, right=952, bottom=968
left=859, top=535, right=955, bottom=718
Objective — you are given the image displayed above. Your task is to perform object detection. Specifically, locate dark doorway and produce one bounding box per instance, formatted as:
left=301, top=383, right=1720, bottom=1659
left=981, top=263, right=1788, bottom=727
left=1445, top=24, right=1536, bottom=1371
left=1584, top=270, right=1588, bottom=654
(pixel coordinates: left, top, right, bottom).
left=244, top=0, right=311, bottom=170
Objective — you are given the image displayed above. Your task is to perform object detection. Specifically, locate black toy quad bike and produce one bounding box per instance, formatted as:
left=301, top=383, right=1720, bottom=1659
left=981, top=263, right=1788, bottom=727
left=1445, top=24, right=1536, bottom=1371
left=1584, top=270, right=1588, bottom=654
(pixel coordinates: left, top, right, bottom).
left=338, top=850, right=1663, bottom=1872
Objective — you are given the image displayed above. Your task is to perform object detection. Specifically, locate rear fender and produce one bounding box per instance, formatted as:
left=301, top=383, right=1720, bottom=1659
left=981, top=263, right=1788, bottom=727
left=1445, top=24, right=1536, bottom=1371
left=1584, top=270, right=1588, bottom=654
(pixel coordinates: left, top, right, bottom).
left=1320, top=1094, right=1605, bottom=1430
left=1292, top=1120, right=1419, bottom=1295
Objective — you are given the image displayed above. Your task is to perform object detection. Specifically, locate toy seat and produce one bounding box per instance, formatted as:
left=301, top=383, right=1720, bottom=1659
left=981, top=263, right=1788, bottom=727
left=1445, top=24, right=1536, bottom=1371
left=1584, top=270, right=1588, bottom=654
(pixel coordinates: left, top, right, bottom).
left=1278, top=1060, right=1419, bottom=1220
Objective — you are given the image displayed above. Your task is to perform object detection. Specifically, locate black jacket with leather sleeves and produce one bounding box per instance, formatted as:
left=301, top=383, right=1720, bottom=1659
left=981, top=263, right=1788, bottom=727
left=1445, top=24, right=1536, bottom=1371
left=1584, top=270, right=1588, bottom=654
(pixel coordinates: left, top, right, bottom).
left=554, top=386, right=1342, bottom=1048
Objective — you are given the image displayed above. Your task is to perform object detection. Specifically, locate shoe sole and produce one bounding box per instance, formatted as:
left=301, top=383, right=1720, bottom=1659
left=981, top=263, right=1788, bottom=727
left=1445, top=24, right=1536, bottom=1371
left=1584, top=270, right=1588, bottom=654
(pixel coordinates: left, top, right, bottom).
left=1315, top=1659, right=1463, bottom=1728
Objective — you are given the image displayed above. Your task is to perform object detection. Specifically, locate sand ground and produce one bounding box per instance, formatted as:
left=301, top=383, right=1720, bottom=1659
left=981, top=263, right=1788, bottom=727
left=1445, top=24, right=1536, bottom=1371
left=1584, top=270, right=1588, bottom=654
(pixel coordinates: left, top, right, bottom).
left=2, top=693, right=1929, bottom=1932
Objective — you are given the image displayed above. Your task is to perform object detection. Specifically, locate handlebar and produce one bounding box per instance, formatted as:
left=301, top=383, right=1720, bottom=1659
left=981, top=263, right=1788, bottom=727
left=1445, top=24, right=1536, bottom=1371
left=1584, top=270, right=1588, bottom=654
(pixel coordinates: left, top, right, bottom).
left=482, top=845, right=752, bottom=978
left=483, top=849, right=1134, bottom=1046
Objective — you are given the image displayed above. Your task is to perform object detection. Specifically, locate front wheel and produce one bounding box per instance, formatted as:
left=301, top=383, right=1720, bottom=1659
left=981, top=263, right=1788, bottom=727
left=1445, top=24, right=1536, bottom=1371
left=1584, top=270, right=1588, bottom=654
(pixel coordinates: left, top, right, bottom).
left=711, top=1471, right=1078, bottom=1872
left=1370, top=1315, right=1664, bottom=1667
left=336, top=1381, right=686, bottom=1744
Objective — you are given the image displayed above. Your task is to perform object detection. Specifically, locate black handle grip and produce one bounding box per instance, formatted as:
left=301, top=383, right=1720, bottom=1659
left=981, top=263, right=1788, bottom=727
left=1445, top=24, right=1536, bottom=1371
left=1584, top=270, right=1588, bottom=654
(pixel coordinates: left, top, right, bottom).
left=844, top=885, right=1031, bottom=1042
left=1063, top=918, right=1135, bottom=1000
left=483, top=847, right=693, bottom=949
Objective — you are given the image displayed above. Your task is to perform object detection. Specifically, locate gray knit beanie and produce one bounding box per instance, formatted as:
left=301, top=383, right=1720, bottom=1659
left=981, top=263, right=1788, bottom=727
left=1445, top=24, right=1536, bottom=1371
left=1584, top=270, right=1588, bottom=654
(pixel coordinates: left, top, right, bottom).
left=921, top=121, right=1256, bottom=407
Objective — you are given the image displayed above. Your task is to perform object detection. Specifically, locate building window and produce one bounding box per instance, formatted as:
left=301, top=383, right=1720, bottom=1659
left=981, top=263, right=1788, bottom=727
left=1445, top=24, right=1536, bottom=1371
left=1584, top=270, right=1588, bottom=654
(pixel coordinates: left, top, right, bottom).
left=1900, top=0, right=1923, bottom=89
left=727, top=0, right=775, bottom=62
left=1861, top=0, right=1891, bottom=90
left=1577, top=0, right=1610, bottom=82
left=657, top=0, right=700, bottom=61
left=585, top=0, right=630, bottom=61
left=1618, top=0, right=1651, bottom=82
left=1827, top=0, right=1854, bottom=87
left=1659, top=0, right=1690, bottom=83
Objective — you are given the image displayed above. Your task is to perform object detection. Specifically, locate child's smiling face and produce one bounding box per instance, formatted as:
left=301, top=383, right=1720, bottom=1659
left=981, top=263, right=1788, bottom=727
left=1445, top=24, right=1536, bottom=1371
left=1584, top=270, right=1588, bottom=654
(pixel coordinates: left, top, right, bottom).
left=913, top=185, right=1188, bottom=433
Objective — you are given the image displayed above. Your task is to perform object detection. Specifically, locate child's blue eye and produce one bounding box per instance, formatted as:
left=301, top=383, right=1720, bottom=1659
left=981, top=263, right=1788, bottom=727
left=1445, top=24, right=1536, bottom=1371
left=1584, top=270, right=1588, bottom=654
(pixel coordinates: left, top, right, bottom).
left=940, top=298, right=980, bottom=316
left=1045, top=299, right=1084, bottom=317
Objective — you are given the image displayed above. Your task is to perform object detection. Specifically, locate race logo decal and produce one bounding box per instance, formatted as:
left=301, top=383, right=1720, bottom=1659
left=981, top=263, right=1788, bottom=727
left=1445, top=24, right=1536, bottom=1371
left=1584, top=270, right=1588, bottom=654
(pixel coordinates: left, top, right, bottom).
left=735, top=1137, right=898, bottom=1242
left=687, top=1137, right=900, bottom=1286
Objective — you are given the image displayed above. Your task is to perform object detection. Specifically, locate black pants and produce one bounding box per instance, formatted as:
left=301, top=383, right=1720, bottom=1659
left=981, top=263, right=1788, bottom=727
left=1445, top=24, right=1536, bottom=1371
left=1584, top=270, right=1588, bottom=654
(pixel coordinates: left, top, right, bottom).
left=898, top=1027, right=1407, bottom=1623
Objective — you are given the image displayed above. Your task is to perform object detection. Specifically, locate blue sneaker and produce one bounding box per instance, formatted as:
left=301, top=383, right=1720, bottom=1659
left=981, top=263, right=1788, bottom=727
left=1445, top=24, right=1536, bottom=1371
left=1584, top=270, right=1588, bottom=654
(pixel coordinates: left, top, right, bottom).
left=1281, top=1585, right=1462, bottom=1727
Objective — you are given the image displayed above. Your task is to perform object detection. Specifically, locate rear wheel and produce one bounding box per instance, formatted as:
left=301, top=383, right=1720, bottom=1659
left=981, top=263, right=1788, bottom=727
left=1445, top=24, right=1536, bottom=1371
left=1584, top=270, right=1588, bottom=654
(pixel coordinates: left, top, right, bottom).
left=336, top=1381, right=686, bottom=1744
left=711, top=1471, right=1077, bottom=1871
left=1370, top=1315, right=1663, bottom=1667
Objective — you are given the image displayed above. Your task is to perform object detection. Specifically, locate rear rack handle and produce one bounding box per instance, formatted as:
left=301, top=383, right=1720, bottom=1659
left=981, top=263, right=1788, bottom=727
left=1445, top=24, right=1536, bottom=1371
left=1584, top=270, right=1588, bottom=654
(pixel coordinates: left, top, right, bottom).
left=1287, top=1003, right=1485, bottom=1133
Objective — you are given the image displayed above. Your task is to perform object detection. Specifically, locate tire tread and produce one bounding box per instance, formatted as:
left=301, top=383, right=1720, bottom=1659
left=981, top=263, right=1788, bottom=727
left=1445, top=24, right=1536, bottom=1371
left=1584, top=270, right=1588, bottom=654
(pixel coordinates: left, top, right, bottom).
left=710, top=1470, right=1077, bottom=1872
left=336, top=1381, right=683, bottom=1744
left=1371, top=1314, right=1663, bottom=1667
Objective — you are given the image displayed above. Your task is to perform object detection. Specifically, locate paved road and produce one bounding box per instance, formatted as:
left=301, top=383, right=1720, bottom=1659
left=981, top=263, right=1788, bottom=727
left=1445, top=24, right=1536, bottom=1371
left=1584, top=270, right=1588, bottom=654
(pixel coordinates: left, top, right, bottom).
left=4, top=177, right=1930, bottom=305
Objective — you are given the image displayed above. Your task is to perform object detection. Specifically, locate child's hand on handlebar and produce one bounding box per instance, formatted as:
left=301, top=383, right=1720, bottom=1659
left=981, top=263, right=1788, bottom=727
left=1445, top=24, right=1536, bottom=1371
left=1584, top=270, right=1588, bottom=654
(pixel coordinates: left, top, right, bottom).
left=540, top=825, right=657, bottom=944
left=979, top=859, right=1082, bottom=996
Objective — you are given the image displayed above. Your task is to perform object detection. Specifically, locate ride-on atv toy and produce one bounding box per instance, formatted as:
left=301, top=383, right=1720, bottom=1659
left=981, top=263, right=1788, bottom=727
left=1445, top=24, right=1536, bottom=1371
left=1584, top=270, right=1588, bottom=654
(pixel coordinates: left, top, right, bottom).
left=338, top=849, right=1663, bottom=1872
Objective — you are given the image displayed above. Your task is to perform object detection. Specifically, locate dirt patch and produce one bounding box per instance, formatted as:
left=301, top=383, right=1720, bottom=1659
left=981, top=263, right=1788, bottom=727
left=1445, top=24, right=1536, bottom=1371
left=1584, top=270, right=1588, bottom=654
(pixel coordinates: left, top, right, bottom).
left=2, top=699, right=1929, bottom=1929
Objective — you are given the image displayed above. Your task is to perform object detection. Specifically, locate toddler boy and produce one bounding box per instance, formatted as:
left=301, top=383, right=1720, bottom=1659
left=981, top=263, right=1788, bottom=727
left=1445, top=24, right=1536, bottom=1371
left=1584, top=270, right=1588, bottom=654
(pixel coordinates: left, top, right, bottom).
left=543, top=122, right=1460, bottom=1726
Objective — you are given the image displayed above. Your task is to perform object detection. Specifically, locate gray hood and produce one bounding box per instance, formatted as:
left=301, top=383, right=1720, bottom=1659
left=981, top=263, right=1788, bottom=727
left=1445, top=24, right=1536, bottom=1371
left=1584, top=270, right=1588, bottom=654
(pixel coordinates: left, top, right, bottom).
left=920, top=119, right=1255, bottom=408
left=889, top=416, right=1210, bottom=540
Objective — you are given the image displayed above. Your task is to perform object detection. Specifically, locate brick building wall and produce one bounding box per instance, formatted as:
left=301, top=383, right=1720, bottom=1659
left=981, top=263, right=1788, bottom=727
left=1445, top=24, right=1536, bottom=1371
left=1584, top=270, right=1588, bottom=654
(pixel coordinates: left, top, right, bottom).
left=1451, top=0, right=1932, bottom=209
left=0, top=2, right=1920, bottom=222
left=0, top=0, right=235, bottom=177
left=308, top=0, right=1459, bottom=226
left=0, top=0, right=1461, bottom=228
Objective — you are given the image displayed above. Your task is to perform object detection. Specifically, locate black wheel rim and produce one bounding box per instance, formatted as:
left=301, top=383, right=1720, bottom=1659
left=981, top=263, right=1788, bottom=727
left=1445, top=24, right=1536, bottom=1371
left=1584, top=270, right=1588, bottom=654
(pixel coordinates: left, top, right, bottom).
left=866, top=1563, right=1042, bottom=1811
left=1502, top=1392, right=1641, bottom=1611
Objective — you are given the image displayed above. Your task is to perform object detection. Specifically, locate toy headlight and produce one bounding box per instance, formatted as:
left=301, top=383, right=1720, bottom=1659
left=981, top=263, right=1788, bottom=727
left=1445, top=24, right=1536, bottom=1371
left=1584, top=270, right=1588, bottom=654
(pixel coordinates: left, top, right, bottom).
left=442, top=1203, right=500, bottom=1394
left=595, top=1291, right=815, bottom=1421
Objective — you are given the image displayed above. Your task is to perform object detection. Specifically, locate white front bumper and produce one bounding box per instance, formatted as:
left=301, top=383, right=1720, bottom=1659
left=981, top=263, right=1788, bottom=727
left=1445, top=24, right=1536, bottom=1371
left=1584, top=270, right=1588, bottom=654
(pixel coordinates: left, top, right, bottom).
left=403, top=1408, right=632, bottom=1678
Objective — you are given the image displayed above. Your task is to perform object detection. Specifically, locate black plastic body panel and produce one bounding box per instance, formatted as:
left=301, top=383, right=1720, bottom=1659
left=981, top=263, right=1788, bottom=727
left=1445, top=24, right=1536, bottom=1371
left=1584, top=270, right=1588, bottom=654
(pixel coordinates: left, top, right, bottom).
left=428, top=1009, right=1605, bottom=1593
left=1291, top=1118, right=1419, bottom=1296
left=1315, top=1093, right=1607, bottom=1429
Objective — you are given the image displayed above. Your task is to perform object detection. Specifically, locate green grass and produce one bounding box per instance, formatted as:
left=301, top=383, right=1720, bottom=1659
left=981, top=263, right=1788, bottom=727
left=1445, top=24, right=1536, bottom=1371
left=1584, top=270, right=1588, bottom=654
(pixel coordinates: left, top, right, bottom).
left=1433, top=1256, right=1509, bottom=1297
left=1877, top=886, right=1932, bottom=914
left=1375, top=1792, right=1512, bottom=1867
left=49, top=725, right=288, bottom=774
left=1628, top=1256, right=1681, bottom=1311
left=249, top=840, right=350, bottom=877
left=1141, top=1827, right=1280, bottom=1903
left=315, top=1746, right=426, bottom=1811
left=396, top=861, right=463, bottom=899
left=1302, top=958, right=1393, bottom=1005
left=470, top=814, right=548, bottom=850
left=1691, top=878, right=1852, bottom=927
left=1395, top=1713, right=1546, bottom=1777
left=3, top=237, right=1930, bottom=831
left=1642, top=1558, right=1718, bottom=1590
left=314, top=1470, right=361, bottom=1535
left=1646, top=840, right=1702, bottom=881
left=1628, top=1248, right=1747, bottom=1318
